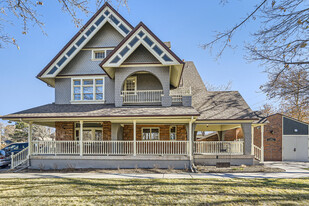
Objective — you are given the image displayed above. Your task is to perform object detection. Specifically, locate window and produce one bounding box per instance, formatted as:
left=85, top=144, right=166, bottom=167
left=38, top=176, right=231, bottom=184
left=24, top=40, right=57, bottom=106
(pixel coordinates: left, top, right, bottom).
left=124, top=76, right=136, bottom=91
left=72, top=77, right=104, bottom=102
left=142, top=128, right=160, bottom=140
left=75, top=123, right=103, bottom=141
left=92, top=49, right=113, bottom=60
left=170, top=126, right=176, bottom=140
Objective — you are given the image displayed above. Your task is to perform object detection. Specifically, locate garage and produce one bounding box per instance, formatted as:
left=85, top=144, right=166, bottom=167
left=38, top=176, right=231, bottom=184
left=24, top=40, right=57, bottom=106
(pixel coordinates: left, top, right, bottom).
left=282, top=117, right=309, bottom=162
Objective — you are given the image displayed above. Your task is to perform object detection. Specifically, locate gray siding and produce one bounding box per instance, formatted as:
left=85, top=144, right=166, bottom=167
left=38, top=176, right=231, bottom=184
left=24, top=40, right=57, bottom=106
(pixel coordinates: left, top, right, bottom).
left=132, top=74, right=163, bottom=90
left=84, top=22, right=124, bottom=48
left=114, top=66, right=171, bottom=107
left=283, top=117, right=308, bottom=135
left=58, top=50, right=105, bottom=76
left=124, top=45, right=160, bottom=64
left=55, top=78, right=71, bottom=104
left=55, top=76, right=115, bottom=104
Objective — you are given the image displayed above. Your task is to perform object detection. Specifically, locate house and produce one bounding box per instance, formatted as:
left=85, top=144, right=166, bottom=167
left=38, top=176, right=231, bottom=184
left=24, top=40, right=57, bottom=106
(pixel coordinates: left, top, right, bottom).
left=254, top=114, right=309, bottom=162
left=1, top=3, right=265, bottom=169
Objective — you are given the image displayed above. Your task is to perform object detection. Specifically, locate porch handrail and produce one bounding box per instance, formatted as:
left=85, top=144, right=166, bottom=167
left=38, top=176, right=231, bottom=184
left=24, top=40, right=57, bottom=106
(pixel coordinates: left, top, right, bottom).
left=121, top=90, right=163, bottom=103
left=83, top=141, right=133, bottom=155
left=136, top=140, right=188, bottom=155
left=170, top=87, right=192, bottom=102
left=11, top=147, right=29, bottom=169
left=253, top=145, right=262, bottom=161
left=194, top=141, right=244, bottom=155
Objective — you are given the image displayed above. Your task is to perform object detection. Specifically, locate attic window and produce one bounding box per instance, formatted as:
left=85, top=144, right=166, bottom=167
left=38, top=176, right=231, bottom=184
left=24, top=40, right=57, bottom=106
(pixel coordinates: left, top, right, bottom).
left=92, top=49, right=113, bottom=61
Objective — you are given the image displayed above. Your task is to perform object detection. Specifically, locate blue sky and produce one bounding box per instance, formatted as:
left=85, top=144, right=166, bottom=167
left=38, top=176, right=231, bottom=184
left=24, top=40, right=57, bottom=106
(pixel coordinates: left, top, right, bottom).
left=0, top=0, right=270, bottom=123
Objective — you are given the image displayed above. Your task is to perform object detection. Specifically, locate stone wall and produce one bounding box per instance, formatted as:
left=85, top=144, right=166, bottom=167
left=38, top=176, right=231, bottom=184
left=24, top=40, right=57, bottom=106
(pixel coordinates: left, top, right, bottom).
left=123, top=124, right=187, bottom=140
left=55, top=122, right=74, bottom=140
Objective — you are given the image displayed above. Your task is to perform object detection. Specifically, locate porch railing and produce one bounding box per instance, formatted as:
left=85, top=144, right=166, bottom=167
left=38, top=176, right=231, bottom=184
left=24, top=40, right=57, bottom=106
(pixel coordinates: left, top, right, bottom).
left=31, top=141, right=188, bottom=156
left=194, top=141, right=244, bottom=155
left=11, top=147, right=29, bottom=169
left=253, top=145, right=261, bottom=161
left=170, top=87, right=191, bottom=102
left=121, top=90, right=163, bottom=104
left=136, top=141, right=188, bottom=155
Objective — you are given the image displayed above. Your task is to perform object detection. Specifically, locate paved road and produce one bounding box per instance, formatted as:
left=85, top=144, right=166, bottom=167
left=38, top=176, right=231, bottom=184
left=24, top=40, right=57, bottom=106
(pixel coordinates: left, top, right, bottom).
left=0, top=162, right=308, bottom=179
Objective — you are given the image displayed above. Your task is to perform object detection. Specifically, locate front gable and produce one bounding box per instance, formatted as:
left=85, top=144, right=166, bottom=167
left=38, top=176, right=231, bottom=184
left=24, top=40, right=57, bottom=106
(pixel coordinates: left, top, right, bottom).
left=37, top=2, right=133, bottom=86
left=100, top=22, right=184, bottom=87
left=123, top=44, right=160, bottom=64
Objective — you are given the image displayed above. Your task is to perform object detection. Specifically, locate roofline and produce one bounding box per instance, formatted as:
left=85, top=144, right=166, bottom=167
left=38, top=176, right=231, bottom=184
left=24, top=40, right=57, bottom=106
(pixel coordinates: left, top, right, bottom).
left=99, top=21, right=184, bottom=76
left=36, top=2, right=133, bottom=79
left=268, top=113, right=309, bottom=125
left=1, top=113, right=200, bottom=120
left=196, top=118, right=260, bottom=121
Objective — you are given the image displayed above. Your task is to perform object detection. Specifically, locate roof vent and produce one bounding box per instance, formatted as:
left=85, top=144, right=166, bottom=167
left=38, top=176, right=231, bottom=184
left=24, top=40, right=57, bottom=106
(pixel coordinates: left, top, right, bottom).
left=164, top=41, right=171, bottom=49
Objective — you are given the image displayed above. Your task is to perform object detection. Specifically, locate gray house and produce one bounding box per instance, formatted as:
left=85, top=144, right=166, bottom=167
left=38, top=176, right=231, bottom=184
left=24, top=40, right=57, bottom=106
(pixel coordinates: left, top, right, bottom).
left=2, top=3, right=264, bottom=169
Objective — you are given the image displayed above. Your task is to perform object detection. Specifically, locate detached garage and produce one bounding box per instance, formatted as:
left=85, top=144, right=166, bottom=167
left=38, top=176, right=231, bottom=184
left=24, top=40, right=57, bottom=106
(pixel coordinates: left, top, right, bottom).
left=255, top=113, right=309, bottom=162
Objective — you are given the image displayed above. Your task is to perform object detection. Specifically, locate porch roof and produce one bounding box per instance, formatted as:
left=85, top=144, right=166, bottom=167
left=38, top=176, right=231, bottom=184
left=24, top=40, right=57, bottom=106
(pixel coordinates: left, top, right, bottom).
left=1, top=104, right=199, bottom=120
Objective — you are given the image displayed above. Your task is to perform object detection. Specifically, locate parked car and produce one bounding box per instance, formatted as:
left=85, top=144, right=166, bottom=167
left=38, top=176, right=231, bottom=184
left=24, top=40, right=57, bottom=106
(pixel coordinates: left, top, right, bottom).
left=0, top=143, right=28, bottom=168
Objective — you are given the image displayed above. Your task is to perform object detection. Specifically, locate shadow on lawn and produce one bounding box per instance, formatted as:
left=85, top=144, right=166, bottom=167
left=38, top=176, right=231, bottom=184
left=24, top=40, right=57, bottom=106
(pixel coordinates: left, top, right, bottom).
left=0, top=178, right=308, bottom=204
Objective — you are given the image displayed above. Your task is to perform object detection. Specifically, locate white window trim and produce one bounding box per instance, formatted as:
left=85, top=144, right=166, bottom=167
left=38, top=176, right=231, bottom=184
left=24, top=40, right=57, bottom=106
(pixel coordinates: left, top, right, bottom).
left=91, top=48, right=114, bottom=61
left=142, top=127, right=160, bottom=140
left=124, top=76, right=137, bottom=91
left=170, top=126, right=177, bottom=140
left=74, top=127, right=103, bottom=141
left=71, top=76, right=105, bottom=103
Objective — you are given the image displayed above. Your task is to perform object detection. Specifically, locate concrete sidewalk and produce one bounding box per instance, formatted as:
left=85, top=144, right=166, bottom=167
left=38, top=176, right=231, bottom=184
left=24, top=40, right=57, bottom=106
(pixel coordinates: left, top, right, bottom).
left=0, top=162, right=308, bottom=179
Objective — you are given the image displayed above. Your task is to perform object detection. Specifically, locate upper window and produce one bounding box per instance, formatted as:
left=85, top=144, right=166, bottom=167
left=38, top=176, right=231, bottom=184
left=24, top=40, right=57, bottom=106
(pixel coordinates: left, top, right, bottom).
left=92, top=49, right=113, bottom=61
left=124, top=76, right=137, bottom=91
left=72, top=77, right=105, bottom=102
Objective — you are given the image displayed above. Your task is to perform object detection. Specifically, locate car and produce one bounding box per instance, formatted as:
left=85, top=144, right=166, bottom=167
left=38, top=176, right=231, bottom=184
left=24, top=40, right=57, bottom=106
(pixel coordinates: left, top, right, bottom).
left=0, top=143, right=28, bottom=168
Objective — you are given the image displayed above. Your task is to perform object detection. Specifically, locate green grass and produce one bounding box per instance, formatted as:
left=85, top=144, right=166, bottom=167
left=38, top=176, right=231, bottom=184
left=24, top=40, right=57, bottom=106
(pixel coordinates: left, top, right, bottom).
left=0, top=178, right=308, bottom=205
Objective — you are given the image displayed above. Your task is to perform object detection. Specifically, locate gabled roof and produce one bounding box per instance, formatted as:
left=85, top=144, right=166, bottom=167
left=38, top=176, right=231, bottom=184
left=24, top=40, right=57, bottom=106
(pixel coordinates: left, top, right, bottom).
left=37, top=2, right=133, bottom=86
left=100, top=22, right=184, bottom=87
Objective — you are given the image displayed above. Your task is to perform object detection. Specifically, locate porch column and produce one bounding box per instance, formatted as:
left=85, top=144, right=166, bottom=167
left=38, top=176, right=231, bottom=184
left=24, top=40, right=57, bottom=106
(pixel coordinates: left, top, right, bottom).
left=28, top=122, right=33, bottom=157
left=133, top=120, right=136, bottom=156
left=261, top=124, right=264, bottom=163
left=251, top=126, right=254, bottom=155
left=241, top=123, right=252, bottom=155
left=80, top=121, right=83, bottom=156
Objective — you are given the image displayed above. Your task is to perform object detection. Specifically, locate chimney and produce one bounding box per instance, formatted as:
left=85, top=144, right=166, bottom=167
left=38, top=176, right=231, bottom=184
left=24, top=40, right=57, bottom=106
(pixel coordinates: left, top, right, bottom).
left=164, top=41, right=171, bottom=49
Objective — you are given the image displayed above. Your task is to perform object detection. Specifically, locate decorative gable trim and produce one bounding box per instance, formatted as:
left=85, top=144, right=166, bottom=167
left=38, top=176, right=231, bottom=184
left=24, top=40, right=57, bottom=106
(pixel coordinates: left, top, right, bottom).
left=100, top=22, right=183, bottom=68
left=37, top=2, right=133, bottom=83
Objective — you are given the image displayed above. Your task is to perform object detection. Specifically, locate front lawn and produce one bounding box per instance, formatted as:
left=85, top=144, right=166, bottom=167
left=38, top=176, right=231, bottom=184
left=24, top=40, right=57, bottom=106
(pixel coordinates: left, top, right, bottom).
left=0, top=178, right=308, bottom=205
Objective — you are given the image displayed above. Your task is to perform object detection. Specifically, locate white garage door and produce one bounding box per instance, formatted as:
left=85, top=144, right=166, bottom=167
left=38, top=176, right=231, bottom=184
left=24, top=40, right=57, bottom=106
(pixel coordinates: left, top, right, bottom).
left=282, top=135, right=309, bottom=161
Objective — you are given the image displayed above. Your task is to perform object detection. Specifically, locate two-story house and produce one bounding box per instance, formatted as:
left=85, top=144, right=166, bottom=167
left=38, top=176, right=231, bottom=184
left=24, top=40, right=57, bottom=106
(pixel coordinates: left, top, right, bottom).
left=2, top=3, right=265, bottom=170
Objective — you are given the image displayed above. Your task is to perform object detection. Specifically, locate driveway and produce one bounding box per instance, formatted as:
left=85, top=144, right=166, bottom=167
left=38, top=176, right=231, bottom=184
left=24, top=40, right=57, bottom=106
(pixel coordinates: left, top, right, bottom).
left=264, top=161, right=309, bottom=173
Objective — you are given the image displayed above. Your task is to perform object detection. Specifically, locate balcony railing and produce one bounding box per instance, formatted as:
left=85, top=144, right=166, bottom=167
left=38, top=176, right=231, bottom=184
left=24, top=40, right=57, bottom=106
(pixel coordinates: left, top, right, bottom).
left=170, top=87, right=191, bottom=102
left=31, top=140, right=189, bottom=156
left=194, top=141, right=244, bottom=155
left=121, top=90, right=163, bottom=104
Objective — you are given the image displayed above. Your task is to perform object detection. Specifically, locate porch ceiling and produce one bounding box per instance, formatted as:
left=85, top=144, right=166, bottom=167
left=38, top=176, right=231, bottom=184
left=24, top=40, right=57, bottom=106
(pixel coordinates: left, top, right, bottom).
left=195, top=124, right=241, bottom=132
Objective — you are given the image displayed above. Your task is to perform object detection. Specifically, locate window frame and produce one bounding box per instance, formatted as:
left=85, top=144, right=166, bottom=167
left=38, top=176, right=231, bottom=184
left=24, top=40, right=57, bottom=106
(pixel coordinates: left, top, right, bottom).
left=142, top=127, right=160, bottom=140
left=170, top=126, right=177, bottom=140
left=71, top=76, right=105, bottom=103
left=124, top=76, right=137, bottom=92
left=74, top=123, right=103, bottom=141
left=91, top=48, right=114, bottom=61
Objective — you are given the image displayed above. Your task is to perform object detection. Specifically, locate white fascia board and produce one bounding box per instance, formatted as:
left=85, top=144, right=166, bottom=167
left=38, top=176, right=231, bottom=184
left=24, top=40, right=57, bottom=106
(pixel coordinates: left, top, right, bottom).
left=103, top=27, right=180, bottom=67
left=41, top=7, right=132, bottom=79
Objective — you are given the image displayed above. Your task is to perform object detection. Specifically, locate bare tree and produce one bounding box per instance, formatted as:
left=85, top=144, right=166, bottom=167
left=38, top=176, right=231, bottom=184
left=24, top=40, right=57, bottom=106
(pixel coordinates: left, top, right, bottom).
left=0, top=0, right=128, bottom=48
left=205, top=80, right=232, bottom=91
left=259, top=103, right=277, bottom=117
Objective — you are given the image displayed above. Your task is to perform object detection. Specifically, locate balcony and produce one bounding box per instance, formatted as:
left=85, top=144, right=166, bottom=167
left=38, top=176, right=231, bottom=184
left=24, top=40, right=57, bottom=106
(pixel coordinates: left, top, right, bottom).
left=121, top=90, right=163, bottom=104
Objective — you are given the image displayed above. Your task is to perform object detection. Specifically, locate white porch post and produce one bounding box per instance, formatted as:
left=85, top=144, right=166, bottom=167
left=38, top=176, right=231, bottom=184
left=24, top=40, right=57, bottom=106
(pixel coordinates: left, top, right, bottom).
left=80, top=121, right=83, bottom=156
left=28, top=122, right=33, bottom=157
left=189, top=118, right=193, bottom=160
left=133, top=120, right=136, bottom=156
left=261, top=124, right=264, bottom=163
left=251, top=125, right=254, bottom=155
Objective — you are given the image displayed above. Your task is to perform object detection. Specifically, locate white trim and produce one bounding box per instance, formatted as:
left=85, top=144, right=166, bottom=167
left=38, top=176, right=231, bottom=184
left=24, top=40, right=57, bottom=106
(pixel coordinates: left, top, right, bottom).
left=141, top=127, right=160, bottom=140
left=41, top=6, right=132, bottom=78
left=91, top=48, right=114, bottom=61
left=71, top=76, right=105, bottom=103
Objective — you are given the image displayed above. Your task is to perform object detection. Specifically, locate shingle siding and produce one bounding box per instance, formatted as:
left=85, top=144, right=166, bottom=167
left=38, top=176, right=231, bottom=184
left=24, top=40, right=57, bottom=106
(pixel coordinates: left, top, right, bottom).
left=84, top=22, right=124, bottom=48
left=55, top=78, right=71, bottom=104
left=123, top=45, right=160, bottom=64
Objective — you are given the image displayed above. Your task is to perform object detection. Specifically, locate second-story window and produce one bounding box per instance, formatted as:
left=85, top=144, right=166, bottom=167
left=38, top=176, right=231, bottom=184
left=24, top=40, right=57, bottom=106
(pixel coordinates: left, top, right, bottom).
left=92, top=49, right=113, bottom=61
left=72, top=77, right=105, bottom=102
left=124, top=76, right=137, bottom=91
